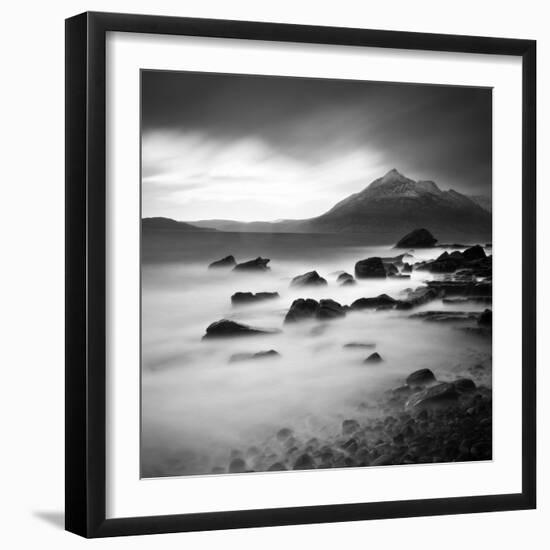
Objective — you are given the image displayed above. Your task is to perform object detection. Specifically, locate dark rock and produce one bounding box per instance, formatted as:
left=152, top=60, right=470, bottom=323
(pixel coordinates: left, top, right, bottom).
left=406, top=368, right=436, bottom=387
left=385, top=263, right=399, bottom=276
left=380, top=253, right=413, bottom=266
left=351, top=294, right=396, bottom=310
left=229, top=350, right=280, bottom=363
left=337, top=272, right=354, bottom=283
left=364, top=352, right=383, bottom=364
left=402, top=262, right=412, bottom=273
left=340, top=277, right=356, bottom=286
left=395, top=228, right=437, bottom=248
left=203, top=319, right=279, bottom=339
left=462, top=244, right=486, bottom=262
left=478, top=309, right=492, bottom=326
left=209, top=255, right=236, bottom=269
left=343, top=342, right=376, bottom=349
left=267, top=462, right=287, bottom=471
left=293, top=453, right=315, bottom=470
left=277, top=428, right=293, bottom=441
left=342, top=438, right=359, bottom=454
left=318, top=299, right=346, bottom=320
left=427, top=280, right=492, bottom=297
left=233, top=257, right=270, bottom=271
left=371, top=453, right=394, bottom=466
left=284, top=298, right=319, bottom=323
left=409, top=310, right=479, bottom=323
left=231, top=291, right=279, bottom=305
left=229, top=458, right=247, bottom=473
left=396, top=286, right=441, bottom=309
left=355, top=257, right=387, bottom=279
left=290, top=270, right=327, bottom=287
left=342, top=419, right=360, bottom=435
left=406, top=382, right=459, bottom=411
left=453, top=378, right=477, bottom=393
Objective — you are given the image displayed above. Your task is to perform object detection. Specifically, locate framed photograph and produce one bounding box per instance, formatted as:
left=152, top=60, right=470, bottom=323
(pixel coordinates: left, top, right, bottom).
left=65, top=11, right=536, bottom=538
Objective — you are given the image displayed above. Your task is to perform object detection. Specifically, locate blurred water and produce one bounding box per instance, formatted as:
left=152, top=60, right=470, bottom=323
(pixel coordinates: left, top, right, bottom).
left=141, top=232, right=491, bottom=477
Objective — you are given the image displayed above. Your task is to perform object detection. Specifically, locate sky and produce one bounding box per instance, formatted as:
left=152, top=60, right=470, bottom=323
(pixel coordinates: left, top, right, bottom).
left=141, top=70, right=492, bottom=222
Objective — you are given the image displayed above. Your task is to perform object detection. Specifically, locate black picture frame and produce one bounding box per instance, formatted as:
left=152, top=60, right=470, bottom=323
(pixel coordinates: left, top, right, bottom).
left=65, top=11, right=536, bottom=538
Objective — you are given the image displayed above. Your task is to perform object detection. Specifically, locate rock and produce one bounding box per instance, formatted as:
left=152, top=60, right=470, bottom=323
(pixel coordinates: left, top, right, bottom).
left=233, top=257, right=270, bottom=271
left=277, top=428, right=293, bottom=441
left=342, top=419, right=360, bottom=435
left=409, top=310, right=479, bottom=323
left=406, top=368, right=436, bottom=387
left=380, top=253, right=412, bottom=266
left=478, top=309, right=492, bottom=326
left=231, top=291, right=279, bottom=305
left=284, top=298, right=319, bottom=323
left=203, top=319, right=279, bottom=339
left=426, top=280, right=492, bottom=297
left=371, top=453, right=394, bottom=466
left=318, top=299, right=346, bottom=320
left=453, top=378, right=477, bottom=393
left=395, top=228, right=437, bottom=248
left=229, top=458, right=247, bottom=473
left=229, top=350, right=280, bottom=362
left=351, top=293, right=396, bottom=310
left=337, top=272, right=355, bottom=285
left=406, top=382, right=459, bottom=411
left=386, top=263, right=399, bottom=276
left=290, top=271, right=327, bottom=287
left=293, top=453, right=315, bottom=470
left=355, top=257, right=387, bottom=278
left=342, top=438, right=358, bottom=454
left=402, top=262, right=412, bottom=273
left=396, top=286, right=440, bottom=309
left=343, top=342, right=376, bottom=349
left=462, top=245, right=486, bottom=262
left=364, top=352, right=383, bottom=363
left=209, top=255, right=236, bottom=268
left=268, top=462, right=287, bottom=471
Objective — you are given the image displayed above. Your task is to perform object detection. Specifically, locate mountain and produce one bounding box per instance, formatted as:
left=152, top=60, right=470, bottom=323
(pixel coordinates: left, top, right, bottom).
left=142, top=217, right=217, bottom=232
left=187, top=169, right=492, bottom=243
left=468, top=195, right=492, bottom=213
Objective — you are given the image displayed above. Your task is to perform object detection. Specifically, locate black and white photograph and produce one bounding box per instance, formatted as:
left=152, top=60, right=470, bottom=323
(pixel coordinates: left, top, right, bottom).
left=140, top=71, right=493, bottom=478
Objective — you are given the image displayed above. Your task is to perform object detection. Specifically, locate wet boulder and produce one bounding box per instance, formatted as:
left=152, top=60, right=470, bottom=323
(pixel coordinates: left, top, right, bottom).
left=342, top=419, right=360, bottom=435
left=231, top=291, right=279, bottom=305
left=385, top=263, right=399, bottom=276
left=355, top=257, right=387, bottom=278
left=284, top=298, right=320, bottom=323
left=203, top=319, right=279, bottom=339
left=462, top=244, right=486, bottom=262
left=453, top=378, right=477, bottom=393
left=406, top=368, right=436, bottom=387
left=364, top=352, right=383, bottom=364
left=337, top=272, right=355, bottom=285
left=396, top=286, right=440, bottom=309
left=405, top=382, right=459, bottom=411
left=290, top=270, right=327, bottom=287
left=293, top=453, right=315, bottom=470
left=317, top=299, right=346, bottom=320
left=233, top=257, right=270, bottom=271
left=229, top=350, right=280, bottom=363
left=395, top=228, right=437, bottom=248
left=209, top=255, right=236, bottom=269
left=478, top=308, right=492, bottom=326
left=351, top=294, right=396, bottom=310
left=427, top=280, right=492, bottom=297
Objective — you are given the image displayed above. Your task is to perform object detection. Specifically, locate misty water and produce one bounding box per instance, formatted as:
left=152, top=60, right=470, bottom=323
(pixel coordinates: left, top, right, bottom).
left=141, top=232, right=492, bottom=477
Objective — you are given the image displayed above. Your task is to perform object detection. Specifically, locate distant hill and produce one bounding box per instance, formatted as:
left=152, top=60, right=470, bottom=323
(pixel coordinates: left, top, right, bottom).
left=187, top=169, right=491, bottom=243
left=142, top=217, right=217, bottom=232
left=468, top=195, right=492, bottom=213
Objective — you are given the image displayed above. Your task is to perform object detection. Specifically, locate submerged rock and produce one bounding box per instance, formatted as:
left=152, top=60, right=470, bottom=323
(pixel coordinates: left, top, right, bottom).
left=395, top=228, right=437, bottom=248
left=277, top=428, right=293, bottom=441
left=350, top=294, right=396, bottom=310
left=290, top=270, right=328, bottom=287
left=231, top=291, right=279, bottom=305
left=208, top=255, right=236, bottom=268
left=203, top=319, right=279, bottom=339
left=343, top=342, right=376, bottom=349
left=229, top=458, right=247, bottom=473
left=233, top=257, right=270, bottom=271
left=342, top=419, right=360, bottom=435
left=364, top=352, right=383, bottom=364
left=229, top=350, right=280, bottom=363
left=337, top=272, right=355, bottom=285
left=355, top=257, right=387, bottom=278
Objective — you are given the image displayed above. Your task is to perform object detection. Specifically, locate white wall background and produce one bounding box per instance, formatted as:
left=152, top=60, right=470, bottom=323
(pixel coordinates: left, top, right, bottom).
left=0, top=1, right=546, bottom=548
